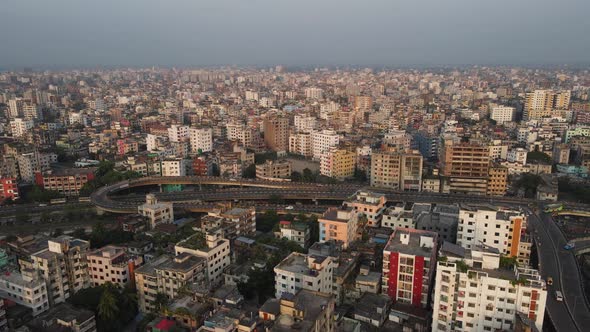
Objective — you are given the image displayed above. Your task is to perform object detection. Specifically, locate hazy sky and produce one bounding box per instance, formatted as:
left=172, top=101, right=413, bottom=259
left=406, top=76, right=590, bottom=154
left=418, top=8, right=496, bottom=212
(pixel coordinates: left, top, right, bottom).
left=2, top=0, right=589, bottom=68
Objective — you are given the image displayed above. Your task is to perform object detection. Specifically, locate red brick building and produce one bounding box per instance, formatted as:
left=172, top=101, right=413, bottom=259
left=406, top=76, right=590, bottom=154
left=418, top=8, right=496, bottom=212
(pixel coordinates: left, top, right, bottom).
left=35, top=169, right=95, bottom=196
left=0, top=177, right=19, bottom=202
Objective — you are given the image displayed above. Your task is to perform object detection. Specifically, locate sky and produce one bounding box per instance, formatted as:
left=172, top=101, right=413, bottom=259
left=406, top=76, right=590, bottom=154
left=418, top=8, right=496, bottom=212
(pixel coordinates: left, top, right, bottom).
left=1, top=0, right=589, bottom=69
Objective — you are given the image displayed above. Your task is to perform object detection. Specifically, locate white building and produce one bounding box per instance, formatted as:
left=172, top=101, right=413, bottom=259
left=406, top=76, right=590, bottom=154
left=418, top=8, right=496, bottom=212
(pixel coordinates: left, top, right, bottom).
left=160, top=158, right=187, bottom=176
left=138, top=194, right=174, bottom=229
left=457, top=205, right=527, bottom=257
left=168, top=125, right=189, bottom=143
left=175, top=231, right=231, bottom=286
left=304, top=87, right=324, bottom=100
left=294, top=115, right=317, bottom=133
left=10, top=118, right=34, bottom=138
left=433, top=243, right=546, bottom=332
left=289, top=133, right=312, bottom=157
left=491, top=106, right=515, bottom=124
left=0, top=270, right=49, bottom=316
left=312, top=129, right=340, bottom=160
left=189, top=127, right=213, bottom=153
left=507, top=148, right=528, bottom=165
left=274, top=252, right=334, bottom=299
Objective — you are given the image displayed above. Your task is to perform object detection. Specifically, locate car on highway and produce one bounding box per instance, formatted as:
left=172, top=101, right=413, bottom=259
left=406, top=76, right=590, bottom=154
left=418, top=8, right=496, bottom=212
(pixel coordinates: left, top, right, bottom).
left=547, top=277, right=553, bottom=286
left=564, top=242, right=575, bottom=250
left=555, top=290, right=564, bottom=302
left=285, top=205, right=294, bottom=210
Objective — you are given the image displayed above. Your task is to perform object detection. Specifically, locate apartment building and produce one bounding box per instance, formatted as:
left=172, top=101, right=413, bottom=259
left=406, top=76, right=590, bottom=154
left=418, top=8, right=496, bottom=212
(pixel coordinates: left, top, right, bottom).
left=457, top=205, right=528, bottom=258
left=226, top=122, right=253, bottom=147
left=134, top=254, right=208, bottom=313
left=137, top=194, right=174, bottom=229
left=168, top=125, right=189, bottom=143
left=200, top=208, right=257, bottom=240
left=0, top=177, right=19, bottom=201
left=304, top=87, right=324, bottom=100
left=263, top=116, right=289, bottom=152
left=294, top=114, right=317, bottom=133
left=255, top=160, right=292, bottom=180
left=264, top=289, right=335, bottom=332
left=10, top=118, right=34, bottom=138
left=487, top=165, right=508, bottom=196
left=490, top=106, right=515, bottom=124
left=87, top=245, right=143, bottom=288
left=0, top=269, right=49, bottom=316
left=0, top=299, right=6, bottom=331
left=433, top=243, right=546, bottom=331
left=441, top=142, right=490, bottom=195
left=278, top=220, right=311, bottom=249
left=189, top=127, right=213, bottom=153
left=175, top=231, right=231, bottom=286
left=525, top=90, right=571, bottom=120
left=288, top=132, right=312, bottom=157
left=382, top=229, right=438, bottom=308
left=34, top=169, right=95, bottom=196
left=274, top=252, right=334, bottom=299
left=345, top=191, right=387, bottom=227
left=17, top=151, right=57, bottom=183
left=318, top=206, right=359, bottom=249
left=160, top=158, right=187, bottom=176
left=320, top=148, right=355, bottom=180
left=370, top=150, right=423, bottom=191
left=31, top=236, right=91, bottom=306
left=311, top=129, right=339, bottom=160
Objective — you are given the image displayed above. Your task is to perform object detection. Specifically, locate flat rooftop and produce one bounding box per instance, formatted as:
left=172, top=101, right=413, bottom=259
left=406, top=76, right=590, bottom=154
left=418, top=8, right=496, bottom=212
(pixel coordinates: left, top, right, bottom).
left=384, top=229, right=437, bottom=257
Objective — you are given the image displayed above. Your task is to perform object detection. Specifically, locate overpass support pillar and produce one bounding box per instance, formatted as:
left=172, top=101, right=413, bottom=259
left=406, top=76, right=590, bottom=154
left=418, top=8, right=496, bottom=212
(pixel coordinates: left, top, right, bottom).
left=96, top=207, right=105, bottom=216
left=313, top=199, right=318, bottom=205
left=159, top=184, right=163, bottom=193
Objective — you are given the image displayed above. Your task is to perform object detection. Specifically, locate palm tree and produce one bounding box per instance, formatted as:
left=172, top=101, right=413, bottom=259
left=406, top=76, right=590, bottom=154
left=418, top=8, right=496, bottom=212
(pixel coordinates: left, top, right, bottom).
left=98, top=286, right=119, bottom=321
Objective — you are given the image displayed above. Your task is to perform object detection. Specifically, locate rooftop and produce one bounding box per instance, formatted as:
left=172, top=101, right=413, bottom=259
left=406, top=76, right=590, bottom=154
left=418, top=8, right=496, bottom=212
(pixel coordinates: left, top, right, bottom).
left=384, top=229, right=438, bottom=257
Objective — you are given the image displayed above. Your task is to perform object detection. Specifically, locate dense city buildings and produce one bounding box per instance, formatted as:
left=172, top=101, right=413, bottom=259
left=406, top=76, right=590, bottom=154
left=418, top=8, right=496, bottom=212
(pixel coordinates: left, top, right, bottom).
left=2, top=64, right=590, bottom=331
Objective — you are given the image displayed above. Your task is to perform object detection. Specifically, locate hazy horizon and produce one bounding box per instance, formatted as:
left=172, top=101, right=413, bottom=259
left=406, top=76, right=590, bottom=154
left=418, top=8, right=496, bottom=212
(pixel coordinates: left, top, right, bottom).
left=2, top=0, right=590, bottom=69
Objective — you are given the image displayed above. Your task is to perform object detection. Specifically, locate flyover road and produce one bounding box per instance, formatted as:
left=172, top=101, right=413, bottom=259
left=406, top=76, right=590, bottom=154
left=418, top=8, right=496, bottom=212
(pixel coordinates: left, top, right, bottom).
left=0, top=202, right=93, bottom=216
left=527, top=207, right=590, bottom=332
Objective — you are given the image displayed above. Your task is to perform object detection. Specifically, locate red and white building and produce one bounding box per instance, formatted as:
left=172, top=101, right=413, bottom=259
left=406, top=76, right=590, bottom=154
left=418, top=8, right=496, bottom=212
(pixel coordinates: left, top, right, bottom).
left=0, top=177, right=19, bottom=202
left=382, top=228, right=438, bottom=308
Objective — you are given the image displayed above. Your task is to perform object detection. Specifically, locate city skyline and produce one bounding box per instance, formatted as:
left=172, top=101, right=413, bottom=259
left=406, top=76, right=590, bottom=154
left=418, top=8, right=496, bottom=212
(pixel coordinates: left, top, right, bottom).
left=2, top=0, right=590, bottom=69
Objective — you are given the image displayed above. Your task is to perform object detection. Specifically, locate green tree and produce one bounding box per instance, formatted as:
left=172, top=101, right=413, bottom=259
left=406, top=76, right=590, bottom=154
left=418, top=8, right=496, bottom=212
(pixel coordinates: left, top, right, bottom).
left=153, top=293, right=169, bottom=314
left=243, top=164, right=257, bottom=178
left=527, top=150, right=552, bottom=164
left=98, top=285, right=119, bottom=322
left=515, top=173, right=544, bottom=198
left=302, top=168, right=315, bottom=182
left=290, top=171, right=302, bottom=182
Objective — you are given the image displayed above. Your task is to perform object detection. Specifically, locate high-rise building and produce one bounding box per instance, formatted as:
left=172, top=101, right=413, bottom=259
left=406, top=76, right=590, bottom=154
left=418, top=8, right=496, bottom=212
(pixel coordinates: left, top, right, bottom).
left=491, top=106, right=515, bottom=124
left=134, top=254, right=208, bottom=313
left=175, top=231, right=231, bottom=286
left=304, top=87, right=324, bottom=100
left=274, top=252, right=334, bottom=299
left=457, top=205, right=529, bottom=259
left=433, top=242, right=546, bottom=332
left=382, top=228, right=438, bottom=308
left=189, top=127, right=213, bottom=153
left=294, top=115, right=317, bottom=133
left=87, top=245, right=143, bottom=288
left=311, top=129, right=340, bottom=160
left=31, top=236, right=91, bottom=306
left=320, top=148, right=355, bottom=180
left=0, top=269, right=49, bottom=316
left=487, top=165, right=508, bottom=196
left=263, top=116, right=289, bottom=152
left=289, top=133, right=312, bottom=157
left=10, top=118, right=34, bottom=138
left=353, top=95, right=373, bottom=112
left=370, top=150, right=423, bottom=191
left=8, top=98, right=24, bottom=118
left=167, top=124, right=189, bottom=143
left=441, top=142, right=490, bottom=195
left=524, top=90, right=570, bottom=120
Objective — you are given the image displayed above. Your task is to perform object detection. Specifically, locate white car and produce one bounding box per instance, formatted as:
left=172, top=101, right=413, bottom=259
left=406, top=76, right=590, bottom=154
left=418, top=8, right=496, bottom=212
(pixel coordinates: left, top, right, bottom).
left=285, top=206, right=294, bottom=210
